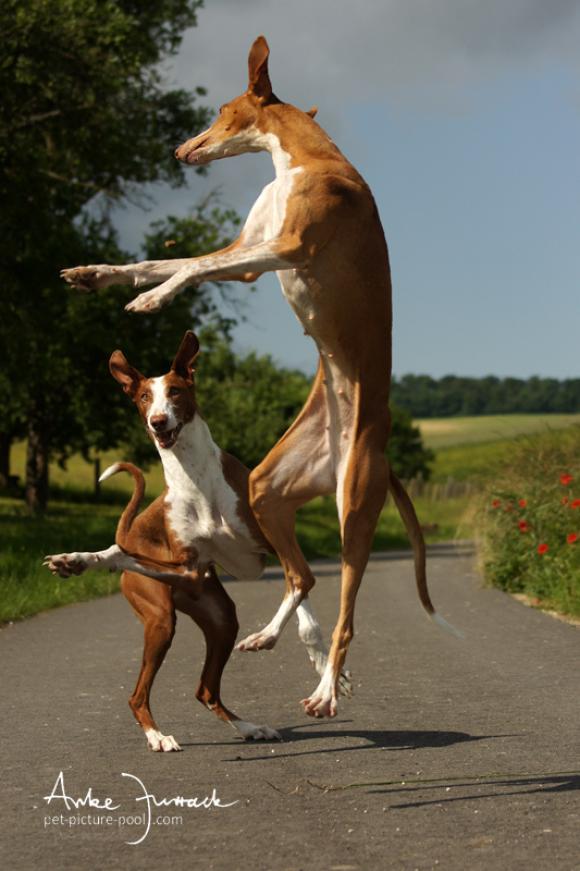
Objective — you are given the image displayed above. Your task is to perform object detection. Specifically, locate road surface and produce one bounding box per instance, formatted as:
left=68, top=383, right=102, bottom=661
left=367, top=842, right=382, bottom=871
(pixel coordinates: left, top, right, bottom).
left=1, top=543, right=579, bottom=869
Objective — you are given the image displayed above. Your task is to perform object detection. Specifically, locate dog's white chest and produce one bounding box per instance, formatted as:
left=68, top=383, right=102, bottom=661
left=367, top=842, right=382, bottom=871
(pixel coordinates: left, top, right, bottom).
left=241, top=166, right=302, bottom=245
left=161, top=419, right=265, bottom=579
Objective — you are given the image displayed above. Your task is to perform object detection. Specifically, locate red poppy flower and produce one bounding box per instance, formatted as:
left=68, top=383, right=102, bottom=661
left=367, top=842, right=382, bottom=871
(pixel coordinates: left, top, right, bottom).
left=518, top=520, right=529, bottom=533
left=537, top=543, right=549, bottom=555
left=518, top=499, right=527, bottom=508
left=567, top=533, right=578, bottom=545
left=560, top=474, right=573, bottom=486
left=491, top=499, right=501, bottom=509
left=571, top=499, right=580, bottom=510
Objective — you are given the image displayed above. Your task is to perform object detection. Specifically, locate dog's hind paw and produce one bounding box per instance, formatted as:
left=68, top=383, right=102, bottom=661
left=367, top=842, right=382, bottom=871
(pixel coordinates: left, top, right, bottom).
left=237, top=629, right=278, bottom=651
left=233, top=720, right=282, bottom=742
left=307, top=649, right=353, bottom=698
left=338, top=669, right=353, bottom=698
left=145, top=729, right=182, bottom=752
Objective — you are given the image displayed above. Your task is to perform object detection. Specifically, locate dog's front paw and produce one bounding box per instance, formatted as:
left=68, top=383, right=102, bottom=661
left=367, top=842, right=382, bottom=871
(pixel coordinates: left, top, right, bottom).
left=43, top=552, right=88, bottom=578
left=60, top=265, right=120, bottom=292
left=125, top=289, right=168, bottom=314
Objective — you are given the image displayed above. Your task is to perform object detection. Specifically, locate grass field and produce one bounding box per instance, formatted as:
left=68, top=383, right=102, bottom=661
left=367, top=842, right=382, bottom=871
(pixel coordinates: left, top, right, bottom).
left=419, top=414, right=580, bottom=484
left=417, top=413, right=580, bottom=450
left=3, top=412, right=579, bottom=623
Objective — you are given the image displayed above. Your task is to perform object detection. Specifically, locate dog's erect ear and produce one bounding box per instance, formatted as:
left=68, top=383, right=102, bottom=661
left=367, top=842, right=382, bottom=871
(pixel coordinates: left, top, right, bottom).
left=171, top=331, right=200, bottom=383
left=306, top=106, right=318, bottom=119
left=109, top=351, right=144, bottom=398
left=248, top=35, right=273, bottom=101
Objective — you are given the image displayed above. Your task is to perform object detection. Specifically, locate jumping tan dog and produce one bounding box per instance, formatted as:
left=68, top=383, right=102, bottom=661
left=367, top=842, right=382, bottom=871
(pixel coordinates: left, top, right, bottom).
left=61, top=36, right=457, bottom=719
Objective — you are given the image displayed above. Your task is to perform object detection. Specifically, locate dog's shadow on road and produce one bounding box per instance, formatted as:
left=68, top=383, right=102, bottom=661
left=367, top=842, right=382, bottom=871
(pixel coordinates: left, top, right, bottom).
left=217, top=720, right=503, bottom=763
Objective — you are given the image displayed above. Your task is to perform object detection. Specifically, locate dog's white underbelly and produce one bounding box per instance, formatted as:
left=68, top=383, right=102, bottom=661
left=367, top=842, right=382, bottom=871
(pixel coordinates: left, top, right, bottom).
left=276, top=268, right=356, bottom=517
left=166, top=491, right=266, bottom=580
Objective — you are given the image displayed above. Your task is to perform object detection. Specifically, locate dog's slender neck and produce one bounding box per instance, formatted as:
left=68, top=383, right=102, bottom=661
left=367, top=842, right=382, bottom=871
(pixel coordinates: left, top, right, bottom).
left=257, top=129, right=292, bottom=176
left=155, top=414, right=219, bottom=498
left=256, top=108, right=344, bottom=176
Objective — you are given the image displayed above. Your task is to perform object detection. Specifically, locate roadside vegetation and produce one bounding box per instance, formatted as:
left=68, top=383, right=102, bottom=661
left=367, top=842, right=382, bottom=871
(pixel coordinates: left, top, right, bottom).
left=478, top=429, right=580, bottom=618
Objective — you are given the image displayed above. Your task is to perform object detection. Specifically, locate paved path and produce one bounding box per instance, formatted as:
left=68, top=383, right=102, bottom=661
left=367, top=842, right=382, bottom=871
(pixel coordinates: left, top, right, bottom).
left=1, top=543, right=579, bottom=870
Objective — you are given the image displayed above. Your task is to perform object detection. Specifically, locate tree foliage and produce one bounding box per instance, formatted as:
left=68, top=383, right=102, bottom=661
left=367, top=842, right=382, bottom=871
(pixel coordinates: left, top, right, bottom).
left=194, top=332, right=311, bottom=470
left=0, top=0, right=207, bottom=254
left=5, top=208, right=243, bottom=484
left=391, top=374, right=580, bottom=419
left=387, top=406, right=434, bottom=481
left=0, top=0, right=212, bottom=509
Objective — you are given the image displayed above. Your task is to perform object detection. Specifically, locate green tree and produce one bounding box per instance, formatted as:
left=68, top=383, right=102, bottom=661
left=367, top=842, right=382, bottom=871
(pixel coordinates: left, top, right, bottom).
left=191, top=332, right=311, bottom=470
left=387, top=406, right=434, bottom=481
left=6, top=207, right=243, bottom=510
left=0, top=0, right=214, bottom=511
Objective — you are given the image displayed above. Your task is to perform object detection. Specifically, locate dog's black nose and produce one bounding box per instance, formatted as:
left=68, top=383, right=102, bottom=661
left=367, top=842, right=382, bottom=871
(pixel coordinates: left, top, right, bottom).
left=150, top=415, right=168, bottom=432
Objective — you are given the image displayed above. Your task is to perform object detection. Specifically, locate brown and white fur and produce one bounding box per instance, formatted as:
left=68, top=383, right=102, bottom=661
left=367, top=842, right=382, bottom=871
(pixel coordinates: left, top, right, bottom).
left=60, top=37, right=459, bottom=720
left=44, top=332, right=295, bottom=750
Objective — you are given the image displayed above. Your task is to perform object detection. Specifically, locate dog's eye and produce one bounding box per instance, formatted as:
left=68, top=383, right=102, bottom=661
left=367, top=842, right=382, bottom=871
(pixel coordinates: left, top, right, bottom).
left=140, top=392, right=151, bottom=403
left=168, top=387, right=181, bottom=397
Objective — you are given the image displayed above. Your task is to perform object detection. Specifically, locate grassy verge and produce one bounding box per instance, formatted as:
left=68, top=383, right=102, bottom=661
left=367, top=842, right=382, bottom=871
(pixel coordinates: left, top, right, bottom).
left=0, top=498, right=120, bottom=623
left=0, top=490, right=473, bottom=624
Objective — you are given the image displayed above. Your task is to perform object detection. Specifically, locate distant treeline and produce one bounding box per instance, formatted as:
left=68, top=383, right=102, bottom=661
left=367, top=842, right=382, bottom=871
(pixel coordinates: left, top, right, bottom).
left=391, top=375, right=580, bottom=418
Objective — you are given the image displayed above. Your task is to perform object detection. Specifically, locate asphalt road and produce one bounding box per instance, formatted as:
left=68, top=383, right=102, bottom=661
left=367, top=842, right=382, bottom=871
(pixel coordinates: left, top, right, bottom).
left=2, top=542, right=579, bottom=870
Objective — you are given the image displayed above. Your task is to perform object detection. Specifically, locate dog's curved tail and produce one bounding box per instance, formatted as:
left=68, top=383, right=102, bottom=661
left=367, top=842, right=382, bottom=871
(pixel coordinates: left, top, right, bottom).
left=99, top=462, right=145, bottom=548
left=387, top=469, right=463, bottom=639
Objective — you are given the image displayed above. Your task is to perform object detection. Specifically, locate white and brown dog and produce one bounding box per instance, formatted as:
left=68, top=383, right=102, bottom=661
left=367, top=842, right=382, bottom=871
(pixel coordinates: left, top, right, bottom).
left=44, top=331, right=347, bottom=751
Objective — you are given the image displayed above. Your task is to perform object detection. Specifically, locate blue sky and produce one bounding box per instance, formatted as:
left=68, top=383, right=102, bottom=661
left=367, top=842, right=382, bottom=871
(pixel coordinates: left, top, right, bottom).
left=115, top=0, right=580, bottom=378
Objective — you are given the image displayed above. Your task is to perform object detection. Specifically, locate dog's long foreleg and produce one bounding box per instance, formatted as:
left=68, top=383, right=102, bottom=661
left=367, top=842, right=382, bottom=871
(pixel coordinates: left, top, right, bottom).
left=61, top=237, right=305, bottom=312
left=43, top=544, right=198, bottom=591
left=125, top=238, right=304, bottom=313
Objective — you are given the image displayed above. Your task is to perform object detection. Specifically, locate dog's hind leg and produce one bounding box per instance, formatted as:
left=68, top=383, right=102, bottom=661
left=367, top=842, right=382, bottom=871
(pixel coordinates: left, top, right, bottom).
left=302, top=423, right=389, bottom=718
left=240, top=366, right=332, bottom=652
left=175, top=567, right=281, bottom=741
left=122, top=572, right=180, bottom=752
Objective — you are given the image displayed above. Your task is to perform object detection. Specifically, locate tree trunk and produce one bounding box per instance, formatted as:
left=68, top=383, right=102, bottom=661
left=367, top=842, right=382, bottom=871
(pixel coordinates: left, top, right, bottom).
left=0, top=432, right=11, bottom=489
left=94, top=457, right=101, bottom=501
left=25, top=418, right=49, bottom=514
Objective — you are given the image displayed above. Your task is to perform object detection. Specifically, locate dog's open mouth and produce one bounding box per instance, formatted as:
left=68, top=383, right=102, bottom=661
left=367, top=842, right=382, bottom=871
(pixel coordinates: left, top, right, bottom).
left=153, top=424, right=183, bottom=449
